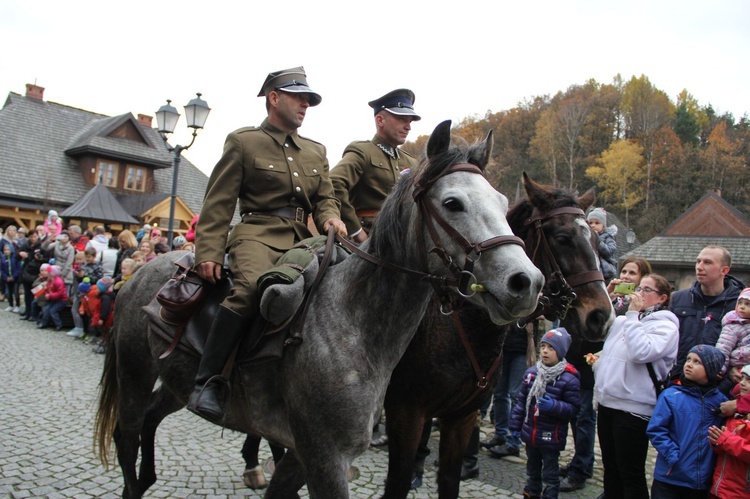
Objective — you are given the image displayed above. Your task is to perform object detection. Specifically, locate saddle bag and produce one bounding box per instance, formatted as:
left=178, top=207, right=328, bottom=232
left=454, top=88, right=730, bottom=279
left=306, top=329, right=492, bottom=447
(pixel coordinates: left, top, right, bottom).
left=156, top=252, right=207, bottom=325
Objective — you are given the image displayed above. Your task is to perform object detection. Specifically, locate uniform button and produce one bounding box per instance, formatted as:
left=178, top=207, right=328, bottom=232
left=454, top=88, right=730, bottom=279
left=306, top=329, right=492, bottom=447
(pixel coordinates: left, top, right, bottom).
left=284, top=143, right=289, bottom=148
left=295, top=186, right=301, bottom=192
left=268, top=164, right=274, bottom=169
left=288, top=157, right=294, bottom=161
left=293, top=172, right=299, bottom=177
left=313, top=169, right=318, bottom=173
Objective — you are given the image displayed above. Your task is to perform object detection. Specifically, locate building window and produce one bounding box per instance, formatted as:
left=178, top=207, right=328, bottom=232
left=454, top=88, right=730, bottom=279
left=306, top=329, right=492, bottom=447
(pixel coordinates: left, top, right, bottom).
left=96, top=160, right=118, bottom=187
left=125, top=165, right=146, bottom=192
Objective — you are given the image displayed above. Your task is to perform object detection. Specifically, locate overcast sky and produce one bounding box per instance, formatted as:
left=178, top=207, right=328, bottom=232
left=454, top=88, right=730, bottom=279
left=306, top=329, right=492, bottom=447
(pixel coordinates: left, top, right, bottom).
left=2, top=0, right=748, bottom=178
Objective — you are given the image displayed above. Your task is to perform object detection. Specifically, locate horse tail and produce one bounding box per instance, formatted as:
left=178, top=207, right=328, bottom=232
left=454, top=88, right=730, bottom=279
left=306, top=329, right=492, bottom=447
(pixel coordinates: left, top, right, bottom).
left=94, top=336, right=119, bottom=469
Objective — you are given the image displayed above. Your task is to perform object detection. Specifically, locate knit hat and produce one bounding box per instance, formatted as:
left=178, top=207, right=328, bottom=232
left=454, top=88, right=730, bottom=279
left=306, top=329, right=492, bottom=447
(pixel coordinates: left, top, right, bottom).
left=541, top=327, right=572, bottom=360
left=143, top=224, right=152, bottom=230
left=587, top=207, right=607, bottom=225
left=738, top=288, right=750, bottom=312
left=97, top=277, right=114, bottom=293
left=48, top=209, right=58, bottom=218
left=742, top=364, right=750, bottom=379
left=47, top=265, right=61, bottom=277
left=78, top=281, right=92, bottom=294
left=172, top=236, right=187, bottom=248
left=688, top=344, right=726, bottom=381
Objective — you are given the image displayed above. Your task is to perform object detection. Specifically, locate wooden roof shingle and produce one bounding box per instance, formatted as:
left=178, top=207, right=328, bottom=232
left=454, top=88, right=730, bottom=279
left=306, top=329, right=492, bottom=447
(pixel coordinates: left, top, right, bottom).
left=0, top=92, right=208, bottom=215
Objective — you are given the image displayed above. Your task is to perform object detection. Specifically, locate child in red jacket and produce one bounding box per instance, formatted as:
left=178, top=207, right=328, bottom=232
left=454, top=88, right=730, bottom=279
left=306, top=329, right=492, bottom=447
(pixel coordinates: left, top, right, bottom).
left=79, top=276, right=114, bottom=353
left=709, top=364, right=750, bottom=498
left=38, top=264, right=68, bottom=330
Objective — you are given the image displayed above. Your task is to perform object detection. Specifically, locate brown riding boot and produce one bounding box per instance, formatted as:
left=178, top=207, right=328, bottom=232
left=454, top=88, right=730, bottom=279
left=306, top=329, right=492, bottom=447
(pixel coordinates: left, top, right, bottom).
left=187, top=307, right=246, bottom=423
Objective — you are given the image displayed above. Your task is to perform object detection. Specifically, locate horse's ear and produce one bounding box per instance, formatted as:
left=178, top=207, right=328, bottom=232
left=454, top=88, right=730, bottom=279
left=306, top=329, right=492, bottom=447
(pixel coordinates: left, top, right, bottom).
left=578, top=187, right=597, bottom=210
left=470, top=129, right=494, bottom=171
left=427, top=120, right=452, bottom=158
left=522, top=172, right=551, bottom=210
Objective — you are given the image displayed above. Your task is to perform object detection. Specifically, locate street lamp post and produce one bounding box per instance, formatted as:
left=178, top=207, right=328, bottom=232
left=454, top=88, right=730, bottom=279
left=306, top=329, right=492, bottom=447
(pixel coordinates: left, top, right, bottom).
left=155, top=93, right=211, bottom=247
left=626, top=228, right=636, bottom=250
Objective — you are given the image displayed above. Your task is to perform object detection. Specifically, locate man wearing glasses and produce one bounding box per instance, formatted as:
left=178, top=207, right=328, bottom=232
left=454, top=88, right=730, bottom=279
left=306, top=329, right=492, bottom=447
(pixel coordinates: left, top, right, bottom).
left=669, top=245, right=744, bottom=382
left=191, top=66, right=347, bottom=422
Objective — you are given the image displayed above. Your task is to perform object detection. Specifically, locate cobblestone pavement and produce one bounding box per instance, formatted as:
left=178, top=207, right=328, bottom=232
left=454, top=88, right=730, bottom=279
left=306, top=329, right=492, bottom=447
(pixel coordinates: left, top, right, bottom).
left=0, top=307, right=656, bottom=498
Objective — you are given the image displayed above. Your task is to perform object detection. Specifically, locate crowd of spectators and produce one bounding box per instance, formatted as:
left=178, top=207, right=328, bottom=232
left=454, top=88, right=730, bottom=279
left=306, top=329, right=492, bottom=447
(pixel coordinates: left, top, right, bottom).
left=2, top=215, right=194, bottom=355
left=475, top=208, right=750, bottom=499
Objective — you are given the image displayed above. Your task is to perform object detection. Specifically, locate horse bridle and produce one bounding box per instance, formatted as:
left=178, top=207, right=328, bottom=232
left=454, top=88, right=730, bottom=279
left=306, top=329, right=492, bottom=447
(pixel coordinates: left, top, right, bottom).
left=338, top=162, right=525, bottom=312
left=442, top=204, right=606, bottom=414
left=518, top=206, right=604, bottom=326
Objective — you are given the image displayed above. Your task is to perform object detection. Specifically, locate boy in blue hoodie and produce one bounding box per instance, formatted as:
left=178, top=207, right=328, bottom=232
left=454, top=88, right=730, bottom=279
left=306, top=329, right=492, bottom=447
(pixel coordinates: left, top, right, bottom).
left=510, top=327, right=580, bottom=498
left=647, top=344, right=728, bottom=498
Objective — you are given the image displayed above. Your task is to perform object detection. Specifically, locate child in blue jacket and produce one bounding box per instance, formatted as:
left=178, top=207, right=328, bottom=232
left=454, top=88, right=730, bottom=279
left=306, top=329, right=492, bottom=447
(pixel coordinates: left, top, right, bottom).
left=647, top=344, right=728, bottom=498
left=1, top=244, right=22, bottom=312
left=510, top=327, right=580, bottom=498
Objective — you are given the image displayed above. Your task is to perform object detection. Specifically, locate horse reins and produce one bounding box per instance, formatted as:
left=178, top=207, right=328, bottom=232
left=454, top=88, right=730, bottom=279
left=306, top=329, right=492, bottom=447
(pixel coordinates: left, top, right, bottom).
left=412, top=163, right=525, bottom=312
left=339, top=161, right=526, bottom=419
left=518, top=206, right=604, bottom=327
left=446, top=205, right=605, bottom=417
left=338, top=162, right=525, bottom=304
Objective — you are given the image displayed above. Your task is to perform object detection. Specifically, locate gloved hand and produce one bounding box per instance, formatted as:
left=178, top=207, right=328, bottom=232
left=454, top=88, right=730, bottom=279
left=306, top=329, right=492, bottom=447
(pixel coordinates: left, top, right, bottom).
left=536, top=394, right=554, bottom=413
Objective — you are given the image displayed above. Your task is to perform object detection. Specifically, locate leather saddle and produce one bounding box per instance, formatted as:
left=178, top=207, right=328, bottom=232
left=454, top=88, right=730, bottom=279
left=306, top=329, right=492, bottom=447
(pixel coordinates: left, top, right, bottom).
left=144, top=270, right=289, bottom=366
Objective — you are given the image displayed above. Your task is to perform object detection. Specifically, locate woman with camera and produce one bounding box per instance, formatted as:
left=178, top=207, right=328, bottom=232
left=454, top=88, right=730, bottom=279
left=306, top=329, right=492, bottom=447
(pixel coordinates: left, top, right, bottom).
left=607, top=257, right=652, bottom=316
left=593, top=274, right=679, bottom=499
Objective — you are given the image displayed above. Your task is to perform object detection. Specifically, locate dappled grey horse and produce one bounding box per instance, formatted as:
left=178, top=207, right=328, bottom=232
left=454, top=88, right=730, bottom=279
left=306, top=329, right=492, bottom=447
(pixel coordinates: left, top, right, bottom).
left=94, top=120, right=544, bottom=498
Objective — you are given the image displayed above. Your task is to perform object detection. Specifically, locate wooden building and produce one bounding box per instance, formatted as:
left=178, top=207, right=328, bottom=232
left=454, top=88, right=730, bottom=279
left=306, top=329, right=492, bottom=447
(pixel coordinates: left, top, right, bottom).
left=624, top=190, right=750, bottom=290
left=0, top=83, right=209, bottom=235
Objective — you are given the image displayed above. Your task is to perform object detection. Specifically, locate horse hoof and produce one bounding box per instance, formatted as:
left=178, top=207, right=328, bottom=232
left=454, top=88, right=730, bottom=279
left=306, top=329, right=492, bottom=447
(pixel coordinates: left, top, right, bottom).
left=243, top=466, right=268, bottom=489
left=370, top=434, right=389, bottom=447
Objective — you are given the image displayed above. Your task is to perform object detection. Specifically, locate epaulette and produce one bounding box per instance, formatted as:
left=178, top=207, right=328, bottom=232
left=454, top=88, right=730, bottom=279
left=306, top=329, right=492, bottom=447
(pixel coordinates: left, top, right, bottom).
left=235, top=126, right=260, bottom=135
left=400, top=148, right=416, bottom=159
left=297, top=134, right=324, bottom=146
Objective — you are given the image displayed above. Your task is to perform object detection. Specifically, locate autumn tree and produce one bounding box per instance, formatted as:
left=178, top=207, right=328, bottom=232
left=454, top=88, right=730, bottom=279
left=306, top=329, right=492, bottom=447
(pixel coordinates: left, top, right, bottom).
left=622, top=75, right=674, bottom=208
left=586, top=140, right=645, bottom=227
left=701, top=121, right=744, bottom=192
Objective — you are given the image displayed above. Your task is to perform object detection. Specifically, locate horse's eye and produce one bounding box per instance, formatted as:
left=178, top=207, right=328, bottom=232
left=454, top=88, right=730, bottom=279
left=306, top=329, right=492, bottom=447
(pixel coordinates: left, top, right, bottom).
left=552, top=231, right=572, bottom=245
left=443, top=198, right=463, bottom=212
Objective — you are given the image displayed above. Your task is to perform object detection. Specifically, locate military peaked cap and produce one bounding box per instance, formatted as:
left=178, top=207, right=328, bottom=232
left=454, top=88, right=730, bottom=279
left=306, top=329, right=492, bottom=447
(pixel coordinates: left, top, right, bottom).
left=258, top=66, right=322, bottom=106
left=368, top=88, right=420, bottom=120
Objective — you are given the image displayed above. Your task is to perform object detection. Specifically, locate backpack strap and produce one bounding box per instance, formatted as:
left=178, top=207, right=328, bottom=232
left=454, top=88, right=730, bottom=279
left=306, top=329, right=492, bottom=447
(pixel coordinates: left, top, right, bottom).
left=646, top=362, right=665, bottom=396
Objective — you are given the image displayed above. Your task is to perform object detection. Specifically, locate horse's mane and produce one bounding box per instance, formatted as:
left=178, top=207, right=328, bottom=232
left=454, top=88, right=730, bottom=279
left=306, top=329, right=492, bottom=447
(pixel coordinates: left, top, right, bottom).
left=507, top=184, right=583, bottom=240
left=347, top=139, right=489, bottom=296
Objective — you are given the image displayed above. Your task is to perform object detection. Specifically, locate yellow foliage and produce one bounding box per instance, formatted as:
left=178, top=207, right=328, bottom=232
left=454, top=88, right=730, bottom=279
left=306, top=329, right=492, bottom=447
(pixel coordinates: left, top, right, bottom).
left=586, top=140, right=645, bottom=211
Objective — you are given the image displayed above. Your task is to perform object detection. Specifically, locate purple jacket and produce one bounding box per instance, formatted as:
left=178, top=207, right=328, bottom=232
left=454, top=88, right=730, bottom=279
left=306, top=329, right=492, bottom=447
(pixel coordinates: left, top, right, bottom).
left=509, top=363, right=581, bottom=451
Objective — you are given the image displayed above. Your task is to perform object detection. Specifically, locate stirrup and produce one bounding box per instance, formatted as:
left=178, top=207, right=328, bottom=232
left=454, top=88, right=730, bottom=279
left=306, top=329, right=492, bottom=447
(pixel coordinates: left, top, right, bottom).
left=187, top=375, right=231, bottom=423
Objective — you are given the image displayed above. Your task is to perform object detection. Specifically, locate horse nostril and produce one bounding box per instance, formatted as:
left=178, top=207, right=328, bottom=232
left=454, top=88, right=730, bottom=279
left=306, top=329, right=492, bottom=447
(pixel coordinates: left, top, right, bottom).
left=507, top=272, right=532, bottom=295
left=586, top=309, right=608, bottom=335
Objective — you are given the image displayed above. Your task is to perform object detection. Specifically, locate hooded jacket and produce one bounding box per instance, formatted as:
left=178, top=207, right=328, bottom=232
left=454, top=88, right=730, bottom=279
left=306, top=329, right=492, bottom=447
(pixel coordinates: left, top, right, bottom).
left=596, top=228, right=618, bottom=280
left=647, top=381, right=728, bottom=490
left=711, top=410, right=750, bottom=498
left=595, top=309, right=679, bottom=416
left=670, top=275, right=745, bottom=378
left=509, top=363, right=580, bottom=451
left=716, top=311, right=750, bottom=368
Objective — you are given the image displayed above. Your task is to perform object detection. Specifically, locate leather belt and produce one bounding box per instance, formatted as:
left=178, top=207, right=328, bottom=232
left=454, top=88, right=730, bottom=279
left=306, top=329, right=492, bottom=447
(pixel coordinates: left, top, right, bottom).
left=242, top=206, right=308, bottom=224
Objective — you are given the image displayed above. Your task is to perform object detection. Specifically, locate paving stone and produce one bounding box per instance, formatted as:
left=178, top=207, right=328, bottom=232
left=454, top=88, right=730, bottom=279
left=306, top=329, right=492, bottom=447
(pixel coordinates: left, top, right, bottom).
left=0, top=306, right=661, bottom=498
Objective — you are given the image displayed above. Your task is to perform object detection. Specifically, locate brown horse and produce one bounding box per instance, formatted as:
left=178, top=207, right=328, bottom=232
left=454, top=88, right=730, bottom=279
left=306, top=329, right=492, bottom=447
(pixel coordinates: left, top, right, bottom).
left=381, top=173, right=615, bottom=498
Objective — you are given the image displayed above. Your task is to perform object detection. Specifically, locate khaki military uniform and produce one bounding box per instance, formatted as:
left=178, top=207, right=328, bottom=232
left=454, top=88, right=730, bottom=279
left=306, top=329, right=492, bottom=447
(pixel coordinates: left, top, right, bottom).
left=330, top=135, right=418, bottom=234
left=195, top=118, right=340, bottom=317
